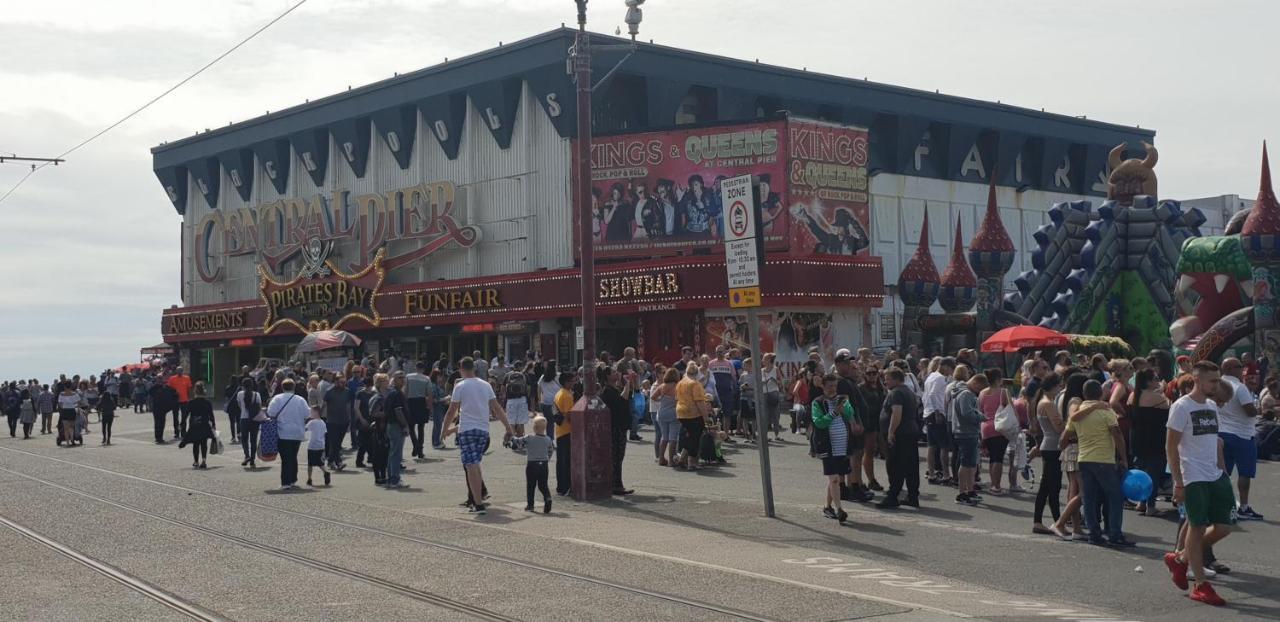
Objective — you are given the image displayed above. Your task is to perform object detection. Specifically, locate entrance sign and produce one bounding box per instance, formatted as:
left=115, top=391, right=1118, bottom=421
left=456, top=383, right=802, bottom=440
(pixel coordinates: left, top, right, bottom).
left=722, top=175, right=762, bottom=307
left=260, top=248, right=385, bottom=334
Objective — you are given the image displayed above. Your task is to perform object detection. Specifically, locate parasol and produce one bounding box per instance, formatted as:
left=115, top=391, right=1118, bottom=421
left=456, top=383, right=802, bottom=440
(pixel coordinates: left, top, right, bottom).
left=296, top=329, right=363, bottom=353
left=980, top=325, right=1070, bottom=353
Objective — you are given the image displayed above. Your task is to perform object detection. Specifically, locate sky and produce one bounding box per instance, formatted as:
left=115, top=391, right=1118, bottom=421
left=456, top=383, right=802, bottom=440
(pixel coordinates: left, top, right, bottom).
left=1, top=0, right=1277, bottom=381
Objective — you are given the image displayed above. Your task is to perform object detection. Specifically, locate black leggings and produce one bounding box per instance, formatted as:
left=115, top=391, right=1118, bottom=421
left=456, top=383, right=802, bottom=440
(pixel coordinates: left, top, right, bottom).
left=984, top=436, right=1009, bottom=465
left=101, top=416, right=114, bottom=443
left=611, top=428, right=627, bottom=488
left=241, top=419, right=260, bottom=461
left=191, top=439, right=208, bottom=462
left=680, top=418, right=705, bottom=456
left=1132, top=426, right=1167, bottom=506
left=1035, top=449, right=1062, bottom=523
left=556, top=434, right=572, bottom=495
left=526, top=461, right=550, bottom=506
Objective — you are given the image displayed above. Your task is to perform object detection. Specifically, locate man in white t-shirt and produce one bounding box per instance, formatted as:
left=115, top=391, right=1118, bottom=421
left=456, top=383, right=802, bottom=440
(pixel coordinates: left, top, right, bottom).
left=1217, top=358, right=1263, bottom=520
left=443, top=357, right=514, bottom=515
left=1164, top=360, right=1234, bottom=607
left=923, top=357, right=955, bottom=484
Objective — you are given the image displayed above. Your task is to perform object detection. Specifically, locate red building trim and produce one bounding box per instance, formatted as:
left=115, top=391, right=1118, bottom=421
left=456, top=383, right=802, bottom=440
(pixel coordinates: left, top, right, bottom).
left=162, top=255, right=883, bottom=343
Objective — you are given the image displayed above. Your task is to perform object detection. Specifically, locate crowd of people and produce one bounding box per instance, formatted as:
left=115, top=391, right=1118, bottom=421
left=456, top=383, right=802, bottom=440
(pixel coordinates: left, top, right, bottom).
left=1, top=368, right=160, bottom=446
left=8, top=341, right=1273, bottom=608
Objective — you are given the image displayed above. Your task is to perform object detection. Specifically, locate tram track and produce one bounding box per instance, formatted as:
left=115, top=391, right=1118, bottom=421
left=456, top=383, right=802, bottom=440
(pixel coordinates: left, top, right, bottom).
left=0, top=446, right=782, bottom=622
left=0, top=513, right=226, bottom=622
left=0, top=465, right=522, bottom=622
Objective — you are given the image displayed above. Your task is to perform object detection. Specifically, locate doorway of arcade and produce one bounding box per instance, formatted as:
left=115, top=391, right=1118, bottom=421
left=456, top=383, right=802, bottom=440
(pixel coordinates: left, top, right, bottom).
left=388, top=332, right=498, bottom=368
left=193, top=343, right=290, bottom=399
left=594, top=310, right=697, bottom=366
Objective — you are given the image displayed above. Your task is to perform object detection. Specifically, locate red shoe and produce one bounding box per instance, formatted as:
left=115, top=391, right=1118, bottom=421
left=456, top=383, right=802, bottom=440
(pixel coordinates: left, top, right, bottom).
left=1189, top=582, right=1226, bottom=606
left=1164, top=552, right=1188, bottom=590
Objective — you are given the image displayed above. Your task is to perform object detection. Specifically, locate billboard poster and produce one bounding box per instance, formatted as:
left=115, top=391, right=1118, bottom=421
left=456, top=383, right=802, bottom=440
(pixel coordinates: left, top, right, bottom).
left=787, top=120, right=872, bottom=256
left=589, top=120, right=788, bottom=258
left=704, top=311, right=836, bottom=381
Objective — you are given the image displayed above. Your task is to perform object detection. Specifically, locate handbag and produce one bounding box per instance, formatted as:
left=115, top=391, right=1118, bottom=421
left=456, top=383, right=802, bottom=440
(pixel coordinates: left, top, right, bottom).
left=210, top=431, right=223, bottom=455
left=258, top=419, right=279, bottom=461
left=995, top=396, right=1020, bottom=440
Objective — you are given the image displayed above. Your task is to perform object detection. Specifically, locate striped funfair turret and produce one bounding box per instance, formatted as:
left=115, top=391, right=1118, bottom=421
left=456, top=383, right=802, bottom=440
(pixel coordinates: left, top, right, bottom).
left=897, top=211, right=941, bottom=347
left=969, top=177, right=1018, bottom=351
left=1242, top=142, right=1280, bottom=361
left=939, top=215, right=978, bottom=313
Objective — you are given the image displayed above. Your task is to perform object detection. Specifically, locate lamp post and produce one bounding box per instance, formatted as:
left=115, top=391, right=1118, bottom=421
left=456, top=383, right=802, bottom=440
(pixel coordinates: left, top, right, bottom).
left=573, top=0, right=643, bottom=400
left=569, top=0, right=643, bottom=500
left=572, top=1, right=596, bottom=401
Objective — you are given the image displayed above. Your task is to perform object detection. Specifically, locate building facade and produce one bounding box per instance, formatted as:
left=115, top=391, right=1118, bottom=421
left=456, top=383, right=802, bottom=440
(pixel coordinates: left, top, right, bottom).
left=153, top=29, right=1152, bottom=388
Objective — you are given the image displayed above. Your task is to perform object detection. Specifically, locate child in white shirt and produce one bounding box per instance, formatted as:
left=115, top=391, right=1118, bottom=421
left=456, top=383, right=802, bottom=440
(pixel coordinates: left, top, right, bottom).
left=305, top=406, right=330, bottom=487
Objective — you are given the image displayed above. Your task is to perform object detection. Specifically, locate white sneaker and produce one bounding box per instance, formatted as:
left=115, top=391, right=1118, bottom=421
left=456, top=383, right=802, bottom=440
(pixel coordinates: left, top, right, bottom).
left=1204, top=567, right=1218, bottom=579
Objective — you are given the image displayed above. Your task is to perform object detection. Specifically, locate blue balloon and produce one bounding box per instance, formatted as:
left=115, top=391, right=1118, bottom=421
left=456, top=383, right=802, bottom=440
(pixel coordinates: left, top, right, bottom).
left=1123, top=469, right=1153, bottom=503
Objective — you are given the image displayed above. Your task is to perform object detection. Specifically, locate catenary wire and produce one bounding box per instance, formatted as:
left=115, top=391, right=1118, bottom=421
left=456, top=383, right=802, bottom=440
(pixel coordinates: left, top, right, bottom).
left=0, top=0, right=309, bottom=208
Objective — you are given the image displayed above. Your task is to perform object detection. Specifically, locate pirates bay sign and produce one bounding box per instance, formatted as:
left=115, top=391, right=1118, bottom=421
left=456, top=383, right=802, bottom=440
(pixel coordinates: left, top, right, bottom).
left=259, top=248, right=385, bottom=334
left=194, top=180, right=479, bottom=282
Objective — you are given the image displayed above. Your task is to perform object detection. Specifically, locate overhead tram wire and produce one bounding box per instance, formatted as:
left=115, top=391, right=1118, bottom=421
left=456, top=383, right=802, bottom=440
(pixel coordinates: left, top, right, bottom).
left=0, top=0, right=310, bottom=208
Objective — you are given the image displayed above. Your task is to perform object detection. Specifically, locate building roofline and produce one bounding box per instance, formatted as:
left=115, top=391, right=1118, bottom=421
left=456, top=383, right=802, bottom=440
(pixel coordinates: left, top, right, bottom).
left=153, top=27, right=1152, bottom=163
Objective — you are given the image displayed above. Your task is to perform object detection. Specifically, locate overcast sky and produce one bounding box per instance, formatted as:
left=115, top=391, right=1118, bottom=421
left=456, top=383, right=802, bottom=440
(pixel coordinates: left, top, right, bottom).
left=1, top=0, right=1277, bottom=381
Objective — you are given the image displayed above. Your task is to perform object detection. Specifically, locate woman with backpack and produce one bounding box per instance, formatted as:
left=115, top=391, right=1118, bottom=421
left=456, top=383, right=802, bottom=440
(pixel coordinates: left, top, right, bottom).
left=503, top=367, right=531, bottom=452
left=233, top=377, right=263, bottom=468
left=811, top=373, right=860, bottom=524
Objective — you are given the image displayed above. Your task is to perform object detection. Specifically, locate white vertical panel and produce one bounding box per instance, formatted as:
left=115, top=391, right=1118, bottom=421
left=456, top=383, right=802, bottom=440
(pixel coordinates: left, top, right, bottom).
left=182, top=78, right=575, bottom=307
left=926, top=202, right=948, bottom=253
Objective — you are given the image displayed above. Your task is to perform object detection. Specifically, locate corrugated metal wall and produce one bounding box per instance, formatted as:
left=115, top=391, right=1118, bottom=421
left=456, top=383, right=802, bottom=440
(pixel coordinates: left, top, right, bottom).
left=181, top=81, right=572, bottom=307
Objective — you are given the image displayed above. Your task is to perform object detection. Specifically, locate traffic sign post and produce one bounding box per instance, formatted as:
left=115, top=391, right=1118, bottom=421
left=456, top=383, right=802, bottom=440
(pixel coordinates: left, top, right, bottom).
left=721, top=174, right=775, bottom=518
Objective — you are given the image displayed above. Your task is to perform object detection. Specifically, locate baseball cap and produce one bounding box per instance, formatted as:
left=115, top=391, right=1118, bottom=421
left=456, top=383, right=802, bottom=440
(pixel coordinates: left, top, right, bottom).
left=834, top=348, right=852, bottom=363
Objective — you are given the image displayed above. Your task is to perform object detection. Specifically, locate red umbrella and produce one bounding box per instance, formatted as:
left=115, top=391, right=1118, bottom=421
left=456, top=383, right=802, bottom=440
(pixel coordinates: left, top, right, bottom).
left=981, top=325, right=1070, bottom=353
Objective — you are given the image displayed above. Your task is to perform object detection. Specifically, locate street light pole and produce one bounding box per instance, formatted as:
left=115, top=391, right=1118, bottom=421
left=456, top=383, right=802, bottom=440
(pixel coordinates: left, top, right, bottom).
left=573, top=1, right=597, bottom=401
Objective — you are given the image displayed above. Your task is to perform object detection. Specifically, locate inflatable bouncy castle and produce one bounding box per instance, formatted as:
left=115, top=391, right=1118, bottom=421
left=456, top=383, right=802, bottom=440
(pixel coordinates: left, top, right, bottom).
left=1008, top=143, right=1205, bottom=355
left=896, top=142, right=1278, bottom=361
left=1175, top=144, right=1280, bottom=362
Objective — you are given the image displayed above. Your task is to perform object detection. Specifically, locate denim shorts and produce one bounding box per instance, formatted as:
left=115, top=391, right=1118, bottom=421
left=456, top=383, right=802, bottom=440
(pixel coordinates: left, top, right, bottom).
left=1220, top=432, right=1257, bottom=478
left=955, top=436, right=980, bottom=468
left=459, top=429, right=489, bottom=466
left=658, top=419, right=681, bottom=444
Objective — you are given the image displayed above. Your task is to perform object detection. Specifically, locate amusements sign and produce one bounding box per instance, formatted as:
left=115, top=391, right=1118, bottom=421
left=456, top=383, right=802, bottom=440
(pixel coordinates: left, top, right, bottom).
left=589, top=120, right=788, bottom=258
left=259, top=249, right=385, bottom=334
left=787, top=120, right=872, bottom=256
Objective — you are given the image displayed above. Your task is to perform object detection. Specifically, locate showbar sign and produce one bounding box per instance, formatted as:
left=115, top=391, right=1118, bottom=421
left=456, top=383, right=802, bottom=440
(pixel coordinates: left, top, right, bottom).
left=722, top=174, right=761, bottom=308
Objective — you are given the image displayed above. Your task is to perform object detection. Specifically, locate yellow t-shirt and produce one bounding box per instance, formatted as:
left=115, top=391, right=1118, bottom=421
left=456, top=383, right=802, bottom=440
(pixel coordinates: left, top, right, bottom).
left=554, top=388, right=575, bottom=439
left=1066, top=401, right=1119, bottom=464
left=675, top=377, right=707, bottom=420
